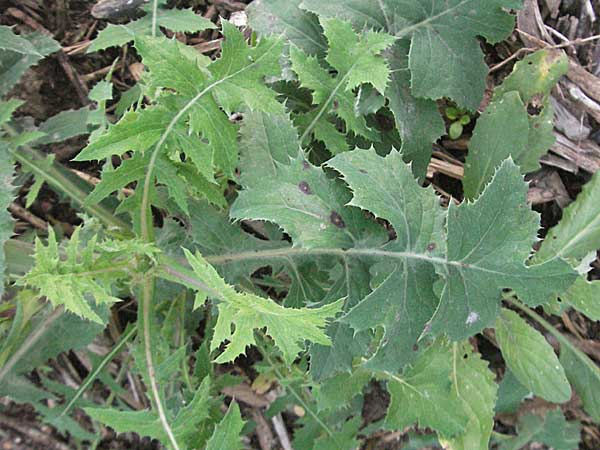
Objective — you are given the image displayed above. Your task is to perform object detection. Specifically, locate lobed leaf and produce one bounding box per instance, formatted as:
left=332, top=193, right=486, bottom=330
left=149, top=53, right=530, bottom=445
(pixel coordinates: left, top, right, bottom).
left=183, top=249, right=343, bottom=364
left=88, top=8, right=216, bottom=52
left=289, top=17, right=395, bottom=151
left=300, top=0, right=521, bottom=110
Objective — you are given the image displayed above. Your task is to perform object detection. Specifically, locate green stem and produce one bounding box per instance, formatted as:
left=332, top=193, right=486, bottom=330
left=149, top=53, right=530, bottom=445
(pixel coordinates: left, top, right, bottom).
left=59, top=325, right=137, bottom=416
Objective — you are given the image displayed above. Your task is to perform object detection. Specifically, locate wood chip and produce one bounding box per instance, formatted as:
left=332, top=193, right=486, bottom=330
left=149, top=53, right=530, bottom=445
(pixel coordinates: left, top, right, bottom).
left=567, top=58, right=600, bottom=104
left=222, top=383, right=271, bottom=408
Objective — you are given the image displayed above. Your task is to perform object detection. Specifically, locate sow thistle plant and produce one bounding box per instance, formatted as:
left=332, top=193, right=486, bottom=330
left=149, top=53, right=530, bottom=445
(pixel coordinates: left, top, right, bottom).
left=1, top=0, right=599, bottom=449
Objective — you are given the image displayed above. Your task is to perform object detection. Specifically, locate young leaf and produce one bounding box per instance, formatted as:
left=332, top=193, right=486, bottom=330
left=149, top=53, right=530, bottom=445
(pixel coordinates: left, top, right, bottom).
left=300, top=0, right=521, bottom=110
left=535, top=170, right=600, bottom=265
left=247, top=0, right=327, bottom=57
left=19, top=228, right=153, bottom=323
left=290, top=18, right=395, bottom=150
left=496, top=309, right=571, bottom=403
left=205, top=402, right=245, bottom=450
left=88, top=8, right=216, bottom=52
left=77, top=21, right=284, bottom=210
left=182, top=249, right=343, bottom=364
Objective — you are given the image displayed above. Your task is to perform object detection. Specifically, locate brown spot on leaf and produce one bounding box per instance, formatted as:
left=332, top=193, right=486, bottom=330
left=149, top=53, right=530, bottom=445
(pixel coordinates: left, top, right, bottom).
left=302, top=160, right=310, bottom=170
left=426, top=243, right=436, bottom=252
left=298, top=181, right=312, bottom=195
left=330, top=211, right=345, bottom=229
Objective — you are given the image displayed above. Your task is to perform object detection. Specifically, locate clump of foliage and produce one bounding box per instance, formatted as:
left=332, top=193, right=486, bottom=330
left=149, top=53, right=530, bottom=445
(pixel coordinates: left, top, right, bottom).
left=1, top=0, right=600, bottom=449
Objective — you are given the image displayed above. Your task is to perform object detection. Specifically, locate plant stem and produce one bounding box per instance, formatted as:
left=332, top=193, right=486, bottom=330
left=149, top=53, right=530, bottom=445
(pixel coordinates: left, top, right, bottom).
left=59, top=325, right=137, bottom=416
left=140, top=277, right=181, bottom=450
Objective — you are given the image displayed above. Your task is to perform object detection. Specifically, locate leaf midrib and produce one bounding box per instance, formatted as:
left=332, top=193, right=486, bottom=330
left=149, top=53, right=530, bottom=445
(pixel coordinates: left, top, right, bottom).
left=199, top=246, right=533, bottom=278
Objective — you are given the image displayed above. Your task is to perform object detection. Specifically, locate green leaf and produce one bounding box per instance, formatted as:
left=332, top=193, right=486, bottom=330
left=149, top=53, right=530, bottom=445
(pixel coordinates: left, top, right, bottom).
left=0, top=26, right=48, bottom=56
left=560, top=276, right=600, bottom=321
left=35, top=107, right=92, bottom=145
left=289, top=17, right=395, bottom=148
left=496, top=309, right=571, bottom=403
left=560, top=344, right=600, bottom=421
left=312, top=416, right=361, bottom=450
left=205, top=402, right=245, bottom=450
left=183, top=249, right=343, bottom=364
left=187, top=198, right=289, bottom=284
left=308, top=260, right=374, bottom=380
left=386, top=40, right=445, bottom=179
left=384, top=340, right=469, bottom=437
left=463, top=92, right=529, bottom=199
left=232, top=153, right=364, bottom=249
left=1, top=304, right=107, bottom=379
left=535, top=170, right=600, bottom=264
left=499, top=409, right=581, bottom=450
left=88, top=8, right=216, bottom=52
left=0, top=99, right=24, bottom=125
left=0, top=31, right=60, bottom=96
left=234, top=134, right=574, bottom=368
left=20, top=228, right=154, bottom=323
left=237, top=110, right=300, bottom=187
left=464, top=50, right=568, bottom=199
left=495, top=49, right=569, bottom=103
left=77, top=22, right=284, bottom=210
left=429, top=159, right=575, bottom=339
left=247, top=0, right=327, bottom=57
left=439, top=344, right=498, bottom=450
left=86, top=376, right=212, bottom=449
left=495, top=370, right=530, bottom=414
left=328, top=149, right=443, bottom=370
left=314, top=369, right=370, bottom=411
left=0, top=140, right=16, bottom=296
left=235, top=112, right=379, bottom=377
left=300, top=0, right=521, bottom=110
